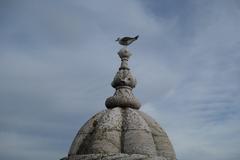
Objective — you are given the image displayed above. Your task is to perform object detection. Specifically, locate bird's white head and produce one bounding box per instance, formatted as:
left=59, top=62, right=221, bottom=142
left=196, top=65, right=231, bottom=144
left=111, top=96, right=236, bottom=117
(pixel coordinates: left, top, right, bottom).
left=115, top=37, right=120, bottom=41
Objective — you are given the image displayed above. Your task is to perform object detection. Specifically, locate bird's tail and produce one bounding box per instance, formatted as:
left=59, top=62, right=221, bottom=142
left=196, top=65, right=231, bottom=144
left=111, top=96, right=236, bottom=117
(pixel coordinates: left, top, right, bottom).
left=135, top=35, right=139, bottom=40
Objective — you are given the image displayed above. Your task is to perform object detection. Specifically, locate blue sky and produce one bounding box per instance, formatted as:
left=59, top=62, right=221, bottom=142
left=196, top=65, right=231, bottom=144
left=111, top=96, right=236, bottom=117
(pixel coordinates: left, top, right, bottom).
left=0, top=0, right=240, bottom=160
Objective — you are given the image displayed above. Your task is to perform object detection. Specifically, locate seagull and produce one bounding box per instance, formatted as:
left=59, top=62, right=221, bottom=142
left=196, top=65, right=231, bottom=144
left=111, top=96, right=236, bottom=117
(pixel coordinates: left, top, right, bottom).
left=116, top=35, right=139, bottom=46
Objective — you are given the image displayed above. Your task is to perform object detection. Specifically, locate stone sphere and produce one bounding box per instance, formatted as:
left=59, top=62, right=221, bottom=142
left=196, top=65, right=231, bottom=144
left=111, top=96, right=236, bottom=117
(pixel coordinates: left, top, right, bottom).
left=118, top=47, right=132, bottom=59
left=68, top=107, right=176, bottom=160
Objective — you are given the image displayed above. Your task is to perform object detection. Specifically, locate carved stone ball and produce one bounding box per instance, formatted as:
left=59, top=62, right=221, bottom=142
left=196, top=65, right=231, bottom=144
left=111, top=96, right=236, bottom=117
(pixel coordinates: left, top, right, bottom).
left=68, top=107, right=176, bottom=160
left=118, top=48, right=132, bottom=60
left=111, top=70, right=137, bottom=88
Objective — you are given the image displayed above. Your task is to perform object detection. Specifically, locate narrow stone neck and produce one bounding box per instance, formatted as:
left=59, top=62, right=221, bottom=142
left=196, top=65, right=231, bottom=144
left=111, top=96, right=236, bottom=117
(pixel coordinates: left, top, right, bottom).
left=119, top=57, right=129, bottom=70
left=105, top=48, right=141, bottom=109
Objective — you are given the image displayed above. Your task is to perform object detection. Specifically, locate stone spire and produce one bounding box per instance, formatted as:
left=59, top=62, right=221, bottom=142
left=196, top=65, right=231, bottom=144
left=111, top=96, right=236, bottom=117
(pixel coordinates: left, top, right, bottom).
left=61, top=37, right=177, bottom=160
left=105, top=47, right=141, bottom=109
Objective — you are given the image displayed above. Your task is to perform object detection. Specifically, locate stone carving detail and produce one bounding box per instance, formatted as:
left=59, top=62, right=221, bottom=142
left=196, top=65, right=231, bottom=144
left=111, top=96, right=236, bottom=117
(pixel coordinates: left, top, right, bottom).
left=111, top=69, right=136, bottom=88
left=105, top=48, right=141, bottom=109
left=61, top=40, right=177, bottom=160
left=66, top=108, right=176, bottom=160
left=67, top=153, right=167, bottom=160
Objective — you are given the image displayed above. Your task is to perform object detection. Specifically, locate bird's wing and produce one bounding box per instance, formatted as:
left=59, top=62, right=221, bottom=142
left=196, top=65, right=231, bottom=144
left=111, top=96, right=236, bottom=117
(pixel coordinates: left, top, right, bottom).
left=121, top=37, right=133, bottom=41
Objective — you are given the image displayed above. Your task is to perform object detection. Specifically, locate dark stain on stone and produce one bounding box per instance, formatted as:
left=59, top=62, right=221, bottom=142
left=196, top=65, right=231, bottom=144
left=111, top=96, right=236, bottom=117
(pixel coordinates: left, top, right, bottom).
left=93, top=120, right=98, bottom=127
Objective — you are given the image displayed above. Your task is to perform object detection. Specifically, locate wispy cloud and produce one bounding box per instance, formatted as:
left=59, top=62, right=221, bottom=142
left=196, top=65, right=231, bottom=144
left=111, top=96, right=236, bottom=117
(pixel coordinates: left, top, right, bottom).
left=0, top=1, right=240, bottom=160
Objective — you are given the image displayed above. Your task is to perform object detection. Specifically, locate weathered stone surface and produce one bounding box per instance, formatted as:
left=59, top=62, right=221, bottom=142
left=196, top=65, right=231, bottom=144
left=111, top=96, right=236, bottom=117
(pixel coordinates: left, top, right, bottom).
left=67, top=108, right=176, bottom=160
left=105, top=87, right=141, bottom=109
left=63, top=46, right=177, bottom=160
left=122, top=108, right=156, bottom=156
left=138, top=111, right=176, bottom=160
left=105, top=48, right=141, bottom=109
left=77, top=108, right=122, bottom=154
left=68, top=153, right=167, bottom=160
left=69, top=110, right=106, bottom=155
left=123, top=130, right=156, bottom=156
left=123, top=109, right=150, bottom=131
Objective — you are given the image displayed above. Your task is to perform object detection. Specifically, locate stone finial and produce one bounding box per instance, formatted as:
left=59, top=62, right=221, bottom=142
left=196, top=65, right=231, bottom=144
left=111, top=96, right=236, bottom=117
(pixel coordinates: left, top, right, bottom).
left=105, top=48, right=141, bottom=109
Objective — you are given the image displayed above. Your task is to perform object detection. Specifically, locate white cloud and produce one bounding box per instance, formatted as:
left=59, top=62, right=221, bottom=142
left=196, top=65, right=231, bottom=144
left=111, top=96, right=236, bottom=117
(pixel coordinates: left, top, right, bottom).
left=0, top=1, right=240, bottom=160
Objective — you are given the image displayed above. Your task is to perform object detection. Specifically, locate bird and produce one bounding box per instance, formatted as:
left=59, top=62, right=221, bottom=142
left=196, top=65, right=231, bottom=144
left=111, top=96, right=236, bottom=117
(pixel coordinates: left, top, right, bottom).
left=116, top=35, right=139, bottom=46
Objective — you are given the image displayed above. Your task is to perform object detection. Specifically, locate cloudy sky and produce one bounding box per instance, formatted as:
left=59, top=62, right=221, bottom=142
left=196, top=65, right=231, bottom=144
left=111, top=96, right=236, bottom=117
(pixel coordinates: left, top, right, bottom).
left=1, top=0, right=240, bottom=160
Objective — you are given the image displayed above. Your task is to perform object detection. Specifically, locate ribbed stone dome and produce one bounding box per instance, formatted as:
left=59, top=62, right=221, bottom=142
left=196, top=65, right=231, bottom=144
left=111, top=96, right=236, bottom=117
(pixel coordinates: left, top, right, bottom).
left=60, top=42, right=177, bottom=160
left=68, top=107, right=176, bottom=160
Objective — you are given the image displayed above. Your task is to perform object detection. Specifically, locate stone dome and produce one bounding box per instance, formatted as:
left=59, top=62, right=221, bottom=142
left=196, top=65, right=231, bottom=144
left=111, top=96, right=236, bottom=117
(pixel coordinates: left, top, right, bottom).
left=68, top=107, right=176, bottom=160
left=61, top=45, right=177, bottom=160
